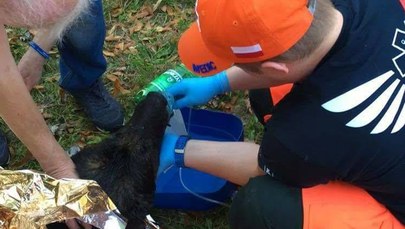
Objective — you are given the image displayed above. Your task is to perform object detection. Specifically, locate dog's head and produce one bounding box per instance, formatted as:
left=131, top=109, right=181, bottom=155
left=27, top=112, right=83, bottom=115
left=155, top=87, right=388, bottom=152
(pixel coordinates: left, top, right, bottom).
left=121, top=91, right=172, bottom=138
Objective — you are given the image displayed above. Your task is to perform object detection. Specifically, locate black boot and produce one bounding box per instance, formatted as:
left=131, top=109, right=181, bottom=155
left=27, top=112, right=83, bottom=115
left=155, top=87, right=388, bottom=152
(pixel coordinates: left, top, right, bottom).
left=66, top=80, right=124, bottom=132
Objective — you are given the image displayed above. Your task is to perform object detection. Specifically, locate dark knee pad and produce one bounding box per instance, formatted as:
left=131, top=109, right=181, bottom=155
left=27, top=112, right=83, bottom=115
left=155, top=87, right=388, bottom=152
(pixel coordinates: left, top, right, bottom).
left=229, top=176, right=303, bottom=229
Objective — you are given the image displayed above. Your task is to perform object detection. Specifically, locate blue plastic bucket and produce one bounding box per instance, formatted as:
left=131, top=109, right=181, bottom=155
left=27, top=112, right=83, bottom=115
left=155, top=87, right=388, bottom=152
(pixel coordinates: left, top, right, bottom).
left=153, top=107, right=244, bottom=210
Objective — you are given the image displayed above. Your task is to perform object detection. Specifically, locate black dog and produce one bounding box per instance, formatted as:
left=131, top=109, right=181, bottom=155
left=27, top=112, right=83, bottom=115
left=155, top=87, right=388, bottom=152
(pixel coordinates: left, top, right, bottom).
left=71, top=92, right=171, bottom=229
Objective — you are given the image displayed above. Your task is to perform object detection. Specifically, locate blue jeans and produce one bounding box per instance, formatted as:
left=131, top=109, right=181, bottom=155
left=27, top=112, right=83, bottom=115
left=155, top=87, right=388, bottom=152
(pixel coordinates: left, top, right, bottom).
left=58, top=0, right=106, bottom=91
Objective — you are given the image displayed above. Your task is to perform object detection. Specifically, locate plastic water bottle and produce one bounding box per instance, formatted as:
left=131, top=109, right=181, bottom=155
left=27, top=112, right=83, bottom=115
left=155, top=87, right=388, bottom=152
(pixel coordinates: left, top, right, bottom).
left=134, top=64, right=196, bottom=103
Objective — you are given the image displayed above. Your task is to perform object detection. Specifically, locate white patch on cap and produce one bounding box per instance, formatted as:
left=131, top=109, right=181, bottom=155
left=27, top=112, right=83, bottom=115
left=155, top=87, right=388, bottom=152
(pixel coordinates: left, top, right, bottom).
left=231, top=44, right=263, bottom=54
left=231, top=44, right=264, bottom=58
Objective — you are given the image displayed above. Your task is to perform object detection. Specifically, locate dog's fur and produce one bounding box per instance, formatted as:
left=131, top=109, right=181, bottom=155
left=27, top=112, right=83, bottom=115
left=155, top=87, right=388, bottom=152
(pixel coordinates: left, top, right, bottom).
left=71, top=92, right=170, bottom=229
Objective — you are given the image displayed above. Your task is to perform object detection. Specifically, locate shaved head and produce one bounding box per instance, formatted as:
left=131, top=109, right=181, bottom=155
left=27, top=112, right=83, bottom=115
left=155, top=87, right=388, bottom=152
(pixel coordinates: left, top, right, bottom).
left=0, top=0, right=90, bottom=39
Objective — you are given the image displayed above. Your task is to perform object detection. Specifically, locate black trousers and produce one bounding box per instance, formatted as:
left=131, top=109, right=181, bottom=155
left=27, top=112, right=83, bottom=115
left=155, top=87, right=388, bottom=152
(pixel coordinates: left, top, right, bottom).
left=229, top=175, right=303, bottom=229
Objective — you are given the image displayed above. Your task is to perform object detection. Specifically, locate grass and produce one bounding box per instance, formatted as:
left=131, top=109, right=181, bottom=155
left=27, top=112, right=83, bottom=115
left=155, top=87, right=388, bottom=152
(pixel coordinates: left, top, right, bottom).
left=5, top=0, right=264, bottom=228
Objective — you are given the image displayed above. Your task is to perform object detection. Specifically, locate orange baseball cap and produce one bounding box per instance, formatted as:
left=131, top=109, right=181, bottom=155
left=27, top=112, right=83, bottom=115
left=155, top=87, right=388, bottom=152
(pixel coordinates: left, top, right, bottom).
left=178, top=0, right=316, bottom=76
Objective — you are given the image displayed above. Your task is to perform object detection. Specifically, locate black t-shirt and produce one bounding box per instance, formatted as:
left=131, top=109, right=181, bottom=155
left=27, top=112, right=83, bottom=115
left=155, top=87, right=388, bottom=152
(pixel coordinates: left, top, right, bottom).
left=259, top=0, right=405, bottom=224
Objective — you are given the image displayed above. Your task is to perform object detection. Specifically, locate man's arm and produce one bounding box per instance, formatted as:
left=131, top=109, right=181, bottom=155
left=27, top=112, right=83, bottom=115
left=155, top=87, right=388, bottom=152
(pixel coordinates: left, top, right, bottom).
left=0, top=0, right=85, bottom=29
left=0, top=25, right=76, bottom=179
left=184, top=140, right=265, bottom=186
left=181, top=135, right=335, bottom=188
left=18, top=29, right=56, bottom=90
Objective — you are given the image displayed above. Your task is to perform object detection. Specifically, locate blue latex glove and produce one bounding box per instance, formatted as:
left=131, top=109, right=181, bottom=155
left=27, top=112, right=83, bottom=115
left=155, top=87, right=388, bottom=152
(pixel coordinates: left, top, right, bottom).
left=157, top=133, right=179, bottom=176
left=166, top=71, right=230, bottom=109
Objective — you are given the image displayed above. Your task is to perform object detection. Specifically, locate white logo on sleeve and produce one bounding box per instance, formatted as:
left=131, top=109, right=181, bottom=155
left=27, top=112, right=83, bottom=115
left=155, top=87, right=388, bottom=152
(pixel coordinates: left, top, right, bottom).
left=322, top=29, right=405, bottom=134
left=264, top=166, right=275, bottom=177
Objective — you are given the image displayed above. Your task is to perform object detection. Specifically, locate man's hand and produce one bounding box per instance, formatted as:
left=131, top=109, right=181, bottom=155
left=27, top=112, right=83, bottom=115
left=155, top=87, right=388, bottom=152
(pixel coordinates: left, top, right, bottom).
left=44, top=151, right=94, bottom=229
left=18, top=28, right=56, bottom=91
left=18, top=49, right=46, bottom=91
left=46, top=161, right=78, bottom=180
left=166, top=71, right=230, bottom=109
left=52, top=168, right=94, bottom=229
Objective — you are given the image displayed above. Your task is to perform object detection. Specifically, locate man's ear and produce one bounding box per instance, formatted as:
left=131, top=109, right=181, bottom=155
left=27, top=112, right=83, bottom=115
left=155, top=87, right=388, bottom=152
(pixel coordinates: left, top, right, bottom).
left=261, top=61, right=289, bottom=74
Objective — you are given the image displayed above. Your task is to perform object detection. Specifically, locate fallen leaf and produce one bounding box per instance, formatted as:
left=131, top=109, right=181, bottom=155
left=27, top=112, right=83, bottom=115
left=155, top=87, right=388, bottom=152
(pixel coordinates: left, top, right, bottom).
left=42, top=112, right=52, bottom=119
left=133, top=5, right=153, bottom=19
left=105, top=34, right=122, bottom=42
left=112, top=71, right=124, bottom=77
left=76, top=141, right=86, bottom=149
left=129, top=20, right=144, bottom=34
left=155, top=26, right=168, bottom=32
left=45, top=76, right=58, bottom=82
left=59, top=89, right=67, bottom=103
left=123, top=41, right=136, bottom=50
left=80, top=130, right=92, bottom=137
left=107, top=25, right=117, bottom=36
left=49, top=50, right=58, bottom=54
left=111, top=7, right=123, bottom=18
left=103, top=50, right=115, bottom=57
left=127, top=46, right=138, bottom=54
left=113, top=79, right=131, bottom=96
left=115, top=42, right=125, bottom=51
left=106, top=74, right=119, bottom=82
left=166, top=6, right=175, bottom=16
left=33, top=85, right=45, bottom=90
left=144, top=21, right=153, bottom=30
left=115, top=67, right=127, bottom=71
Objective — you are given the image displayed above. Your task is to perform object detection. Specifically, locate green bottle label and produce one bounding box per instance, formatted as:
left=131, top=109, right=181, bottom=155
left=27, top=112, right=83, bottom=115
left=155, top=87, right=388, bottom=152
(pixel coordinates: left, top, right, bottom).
left=150, top=69, right=183, bottom=91
left=135, top=66, right=195, bottom=103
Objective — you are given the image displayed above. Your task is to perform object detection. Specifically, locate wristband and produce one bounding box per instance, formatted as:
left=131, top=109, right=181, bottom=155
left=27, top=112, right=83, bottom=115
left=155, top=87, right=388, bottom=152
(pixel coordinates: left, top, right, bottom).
left=174, top=135, right=190, bottom=167
left=28, top=41, right=50, bottom=59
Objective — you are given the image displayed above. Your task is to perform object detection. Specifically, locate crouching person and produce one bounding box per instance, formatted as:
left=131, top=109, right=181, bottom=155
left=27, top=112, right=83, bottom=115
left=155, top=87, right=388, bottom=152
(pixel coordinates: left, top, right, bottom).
left=159, top=0, right=405, bottom=227
left=0, top=1, right=94, bottom=228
